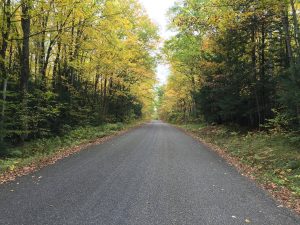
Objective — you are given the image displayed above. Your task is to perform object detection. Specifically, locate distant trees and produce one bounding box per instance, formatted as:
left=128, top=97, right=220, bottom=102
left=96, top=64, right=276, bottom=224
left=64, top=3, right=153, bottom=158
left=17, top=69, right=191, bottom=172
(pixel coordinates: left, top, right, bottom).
left=161, top=0, right=300, bottom=130
left=0, top=0, right=158, bottom=151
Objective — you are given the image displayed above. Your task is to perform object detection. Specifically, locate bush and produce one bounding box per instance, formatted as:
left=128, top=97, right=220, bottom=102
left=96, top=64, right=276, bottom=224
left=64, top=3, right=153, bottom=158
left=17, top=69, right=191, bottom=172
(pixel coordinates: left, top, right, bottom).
left=0, top=141, right=9, bottom=157
left=264, top=109, right=292, bottom=132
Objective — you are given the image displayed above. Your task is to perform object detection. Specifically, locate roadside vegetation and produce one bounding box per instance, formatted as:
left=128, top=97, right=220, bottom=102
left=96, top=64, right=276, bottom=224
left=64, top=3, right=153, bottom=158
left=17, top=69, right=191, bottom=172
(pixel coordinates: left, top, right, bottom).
left=180, top=124, right=300, bottom=197
left=0, top=121, right=143, bottom=181
left=0, top=0, right=158, bottom=159
left=158, top=0, right=300, bottom=211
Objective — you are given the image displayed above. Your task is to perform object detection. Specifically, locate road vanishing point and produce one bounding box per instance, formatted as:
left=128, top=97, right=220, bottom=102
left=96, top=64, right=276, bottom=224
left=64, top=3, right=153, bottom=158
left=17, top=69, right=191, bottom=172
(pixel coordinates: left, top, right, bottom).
left=0, top=121, right=299, bottom=225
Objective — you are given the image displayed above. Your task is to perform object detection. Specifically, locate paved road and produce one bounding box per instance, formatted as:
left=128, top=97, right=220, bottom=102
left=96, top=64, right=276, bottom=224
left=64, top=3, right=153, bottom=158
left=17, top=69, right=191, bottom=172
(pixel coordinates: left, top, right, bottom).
left=0, top=121, right=299, bottom=225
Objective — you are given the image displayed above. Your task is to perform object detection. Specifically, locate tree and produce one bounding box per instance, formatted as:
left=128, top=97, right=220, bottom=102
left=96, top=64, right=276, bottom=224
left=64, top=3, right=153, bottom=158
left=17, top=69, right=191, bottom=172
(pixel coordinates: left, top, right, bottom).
left=161, top=0, right=300, bottom=130
left=0, top=0, right=159, bottom=153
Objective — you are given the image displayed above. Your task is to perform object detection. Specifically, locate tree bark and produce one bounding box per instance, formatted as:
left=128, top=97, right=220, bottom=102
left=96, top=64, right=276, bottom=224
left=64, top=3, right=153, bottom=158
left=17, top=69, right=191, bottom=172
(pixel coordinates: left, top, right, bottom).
left=20, top=0, right=31, bottom=142
left=251, top=28, right=261, bottom=128
left=0, top=78, right=8, bottom=142
left=20, top=0, right=31, bottom=92
left=281, top=6, right=293, bottom=67
left=290, top=0, right=300, bottom=50
left=0, top=0, right=11, bottom=78
left=53, top=38, right=61, bottom=90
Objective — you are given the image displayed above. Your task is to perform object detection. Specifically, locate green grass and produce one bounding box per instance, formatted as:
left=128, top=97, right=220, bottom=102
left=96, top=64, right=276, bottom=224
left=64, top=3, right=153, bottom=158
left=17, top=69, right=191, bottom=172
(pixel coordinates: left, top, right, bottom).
left=179, top=124, right=300, bottom=197
left=0, top=121, right=141, bottom=174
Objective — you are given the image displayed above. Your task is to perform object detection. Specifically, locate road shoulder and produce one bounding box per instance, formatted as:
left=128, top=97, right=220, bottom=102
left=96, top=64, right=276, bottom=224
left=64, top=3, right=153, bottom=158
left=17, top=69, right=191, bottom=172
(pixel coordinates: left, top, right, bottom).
left=0, top=122, right=146, bottom=184
left=172, top=123, right=300, bottom=215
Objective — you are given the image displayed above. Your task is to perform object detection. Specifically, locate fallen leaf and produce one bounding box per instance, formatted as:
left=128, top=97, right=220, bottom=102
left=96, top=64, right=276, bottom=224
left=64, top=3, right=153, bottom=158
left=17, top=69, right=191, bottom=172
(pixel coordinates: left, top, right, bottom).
left=9, top=165, right=15, bottom=171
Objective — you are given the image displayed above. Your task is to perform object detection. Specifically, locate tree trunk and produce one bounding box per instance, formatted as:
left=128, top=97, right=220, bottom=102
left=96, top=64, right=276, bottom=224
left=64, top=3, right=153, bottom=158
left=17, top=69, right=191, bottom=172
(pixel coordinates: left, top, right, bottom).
left=281, top=7, right=293, bottom=67
left=42, top=40, right=55, bottom=85
left=20, top=0, right=31, bottom=142
left=20, top=0, right=31, bottom=92
left=103, top=77, right=107, bottom=116
left=251, top=29, right=261, bottom=128
left=0, top=0, right=11, bottom=79
left=0, top=78, right=8, bottom=142
left=53, top=38, right=62, bottom=90
left=260, top=22, right=266, bottom=123
left=94, top=73, right=99, bottom=98
left=290, top=0, right=300, bottom=51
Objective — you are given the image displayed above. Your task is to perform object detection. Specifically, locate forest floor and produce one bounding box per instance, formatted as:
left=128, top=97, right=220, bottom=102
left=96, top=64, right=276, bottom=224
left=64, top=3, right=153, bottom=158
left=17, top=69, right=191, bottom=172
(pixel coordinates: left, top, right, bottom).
left=0, top=120, right=144, bottom=183
left=177, top=123, right=300, bottom=213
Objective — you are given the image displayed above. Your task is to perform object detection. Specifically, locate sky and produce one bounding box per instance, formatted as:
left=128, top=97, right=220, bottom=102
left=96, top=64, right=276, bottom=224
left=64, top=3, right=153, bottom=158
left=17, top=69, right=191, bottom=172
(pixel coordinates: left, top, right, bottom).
left=139, top=0, right=176, bottom=84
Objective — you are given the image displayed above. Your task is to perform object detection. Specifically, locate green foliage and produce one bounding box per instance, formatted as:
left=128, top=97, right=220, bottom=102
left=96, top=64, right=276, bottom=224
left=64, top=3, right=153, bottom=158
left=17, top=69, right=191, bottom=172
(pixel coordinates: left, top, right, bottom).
left=279, top=62, right=300, bottom=130
left=0, top=141, right=9, bottom=157
left=286, top=161, right=300, bottom=170
left=181, top=123, right=300, bottom=196
left=161, top=0, right=300, bottom=131
left=264, top=109, right=292, bottom=132
left=0, top=0, right=159, bottom=156
left=0, top=122, right=130, bottom=173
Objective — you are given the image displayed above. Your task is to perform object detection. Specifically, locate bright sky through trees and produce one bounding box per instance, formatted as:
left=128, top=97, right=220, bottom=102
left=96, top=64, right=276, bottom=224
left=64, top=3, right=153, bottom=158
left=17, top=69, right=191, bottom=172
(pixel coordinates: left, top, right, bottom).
left=139, top=0, right=176, bottom=84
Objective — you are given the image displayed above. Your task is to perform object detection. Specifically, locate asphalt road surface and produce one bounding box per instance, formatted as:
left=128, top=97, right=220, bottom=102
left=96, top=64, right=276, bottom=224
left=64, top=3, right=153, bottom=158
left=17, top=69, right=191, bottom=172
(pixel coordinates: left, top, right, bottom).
left=0, top=121, right=299, bottom=225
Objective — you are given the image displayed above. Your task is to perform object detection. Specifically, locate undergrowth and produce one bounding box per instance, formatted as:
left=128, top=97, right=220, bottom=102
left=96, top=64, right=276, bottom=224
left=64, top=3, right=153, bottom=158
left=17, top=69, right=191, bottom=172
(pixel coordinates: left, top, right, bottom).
left=0, top=122, right=134, bottom=173
left=180, top=124, right=300, bottom=197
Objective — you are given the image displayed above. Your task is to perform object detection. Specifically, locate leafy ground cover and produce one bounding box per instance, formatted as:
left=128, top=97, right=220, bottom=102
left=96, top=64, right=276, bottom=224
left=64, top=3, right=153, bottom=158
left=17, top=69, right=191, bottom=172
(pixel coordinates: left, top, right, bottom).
left=178, top=123, right=300, bottom=213
left=0, top=121, right=143, bottom=182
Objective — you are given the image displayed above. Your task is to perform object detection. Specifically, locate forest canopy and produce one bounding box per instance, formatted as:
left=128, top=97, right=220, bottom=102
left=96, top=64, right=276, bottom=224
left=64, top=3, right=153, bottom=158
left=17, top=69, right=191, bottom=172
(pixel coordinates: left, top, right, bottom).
left=2, top=0, right=300, bottom=155
left=160, top=0, right=300, bottom=131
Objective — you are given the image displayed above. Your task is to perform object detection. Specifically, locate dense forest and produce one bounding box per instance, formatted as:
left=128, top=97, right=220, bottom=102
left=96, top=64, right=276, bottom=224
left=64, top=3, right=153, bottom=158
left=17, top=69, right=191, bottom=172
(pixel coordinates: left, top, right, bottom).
left=1, top=0, right=300, bottom=155
left=0, top=0, right=299, bottom=218
left=160, top=0, right=300, bottom=131
left=0, top=0, right=158, bottom=153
